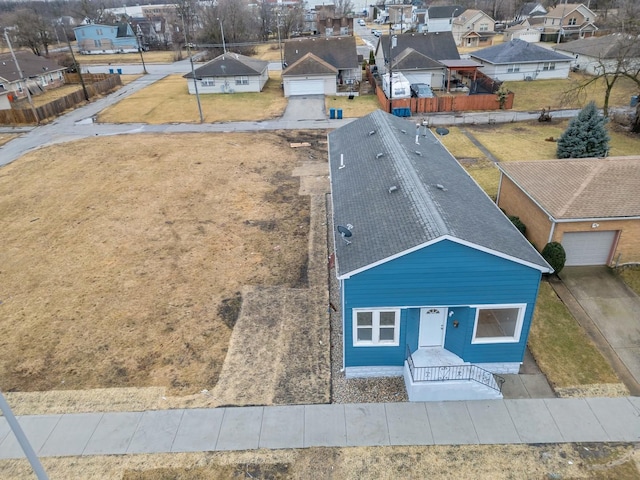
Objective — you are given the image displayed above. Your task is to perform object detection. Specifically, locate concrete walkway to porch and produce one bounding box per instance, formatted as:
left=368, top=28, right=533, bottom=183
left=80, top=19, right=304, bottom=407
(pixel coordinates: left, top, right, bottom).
left=2, top=396, right=640, bottom=459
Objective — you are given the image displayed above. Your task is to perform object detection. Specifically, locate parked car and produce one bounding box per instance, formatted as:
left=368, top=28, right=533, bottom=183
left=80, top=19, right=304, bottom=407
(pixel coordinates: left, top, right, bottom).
left=410, top=83, right=435, bottom=98
left=372, top=29, right=382, bottom=37
left=358, top=19, right=366, bottom=26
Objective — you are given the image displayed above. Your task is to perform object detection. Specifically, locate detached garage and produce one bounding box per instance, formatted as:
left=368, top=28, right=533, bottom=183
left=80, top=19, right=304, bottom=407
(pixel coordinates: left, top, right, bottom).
left=282, top=53, right=338, bottom=97
left=496, top=157, right=640, bottom=266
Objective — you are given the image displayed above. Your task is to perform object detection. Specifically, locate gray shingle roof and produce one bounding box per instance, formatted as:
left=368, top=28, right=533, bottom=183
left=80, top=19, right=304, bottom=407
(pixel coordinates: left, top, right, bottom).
left=471, top=39, right=573, bottom=64
left=283, top=52, right=337, bottom=76
left=427, top=5, right=466, bottom=19
left=392, top=48, right=443, bottom=70
left=0, top=52, right=66, bottom=83
left=283, top=36, right=358, bottom=69
left=555, top=34, right=640, bottom=59
left=378, top=32, right=460, bottom=62
left=183, top=53, right=268, bottom=78
left=328, top=110, right=551, bottom=278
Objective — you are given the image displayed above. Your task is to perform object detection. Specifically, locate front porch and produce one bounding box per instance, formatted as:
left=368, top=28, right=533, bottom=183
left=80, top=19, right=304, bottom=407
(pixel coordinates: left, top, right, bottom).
left=404, top=346, right=505, bottom=401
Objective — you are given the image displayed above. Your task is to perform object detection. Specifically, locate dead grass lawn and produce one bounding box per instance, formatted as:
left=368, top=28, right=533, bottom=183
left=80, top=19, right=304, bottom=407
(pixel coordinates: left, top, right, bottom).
left=506, top=72, right=638, bottom=111
left=29, top=84, right=85, bottom=107
left=252, top=43, right=283, bottom=62
left=0, top=133, right=19, bottom=147
left=98, top=72, right=287, bottom=123
left=0, top=132, right=315, bottom=394
left=1, top=443, right=639, bottom=479
left=325, top=94, right=380, bottom=117
left=78, top=51, right=177, bottom=65
left=617, top=266, right=640, bottom=296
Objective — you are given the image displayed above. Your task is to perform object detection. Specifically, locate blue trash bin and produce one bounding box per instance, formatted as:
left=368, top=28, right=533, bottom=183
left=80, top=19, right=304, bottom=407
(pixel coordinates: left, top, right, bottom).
left=329, top=108, right=336, bottom=119
left=631, top=95, right=639, bottom=107
left=109, top=68, right=114, bottom=74
left=117, top=68, right=123, bottom=74
left=337, top=109, right=343, bottom=119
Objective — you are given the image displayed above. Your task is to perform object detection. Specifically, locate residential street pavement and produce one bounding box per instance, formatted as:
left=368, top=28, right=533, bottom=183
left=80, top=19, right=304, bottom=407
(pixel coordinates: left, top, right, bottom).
left=2, top=397, right=640, bottom=459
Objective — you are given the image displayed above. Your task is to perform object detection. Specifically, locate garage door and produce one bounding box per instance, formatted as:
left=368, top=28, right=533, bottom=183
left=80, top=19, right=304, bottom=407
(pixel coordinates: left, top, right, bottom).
left=561, top=231, right=617, bottom=266
left=288, top=79, right=325, bottom=96
left=403, top=73, right=432, bottom=86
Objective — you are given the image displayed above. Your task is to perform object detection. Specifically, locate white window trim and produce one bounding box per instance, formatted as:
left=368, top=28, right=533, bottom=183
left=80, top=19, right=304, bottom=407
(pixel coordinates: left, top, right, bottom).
left=353, top=308, right=400, bottom=347
left=235, top=75, right=249, bottom=85
left=201, top=77, right=216, bottom=86
left=471, top=304, right=526, bottom=344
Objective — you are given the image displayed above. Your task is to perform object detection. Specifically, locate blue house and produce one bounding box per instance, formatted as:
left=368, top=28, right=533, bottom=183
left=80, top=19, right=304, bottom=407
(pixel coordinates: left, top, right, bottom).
left=328, top=110, right=552, bottom=401
left=74, top=24, right=139, bottom=55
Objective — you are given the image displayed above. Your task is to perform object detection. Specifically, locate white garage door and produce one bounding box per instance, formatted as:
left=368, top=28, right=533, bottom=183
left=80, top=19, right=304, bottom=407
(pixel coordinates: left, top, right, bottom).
left=288, top=79, right=325, bottom=96
left=561, top=231, right=617, bottom=266
left=403, top=73, right=433, bottom=86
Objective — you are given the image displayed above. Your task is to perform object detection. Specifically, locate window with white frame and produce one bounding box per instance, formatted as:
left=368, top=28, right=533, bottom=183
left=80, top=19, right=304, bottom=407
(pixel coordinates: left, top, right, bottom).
left=353, top=309, right=400, bottom=346
left=472, top=305, right=525, bottom=343
left=507, top=64, right=520, bottom=73
left=568, top=17, right=577, bottom=26
left=201, top=77, right=216, bottom=86
left=235, top=76, right=249, bottom=85
left=542, top=62, right=556, bottom=71
left=479, top=23, right=488, bottom=31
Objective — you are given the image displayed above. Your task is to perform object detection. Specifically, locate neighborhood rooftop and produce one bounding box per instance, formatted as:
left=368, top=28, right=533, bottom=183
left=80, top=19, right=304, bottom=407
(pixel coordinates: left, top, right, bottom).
left=555, top=33, right=640, bottom=59
left=0, top=52, right=65, bottom=83
left=328, top=110, right=550, bottom=277
left=471, top=39, right=573, bottom=64
left=498, top=156, right=640, bottom=219
left=183, top=53, right=268, bottom=78
left=378, top=32, right=460, bottom=62
left=284, top=36, right=358, bottom=69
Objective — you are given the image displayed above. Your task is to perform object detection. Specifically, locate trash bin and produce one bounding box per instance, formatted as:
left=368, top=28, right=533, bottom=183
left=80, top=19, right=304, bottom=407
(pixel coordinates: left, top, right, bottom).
left=117, top=68, right=123, bottom=74
left=329, top=108, right=336, bottom=119
left=631, top=95, right=639, bottom=107
left=337, top=109, right=343, bottom=119
left=109, top=68, right=114, bottom=74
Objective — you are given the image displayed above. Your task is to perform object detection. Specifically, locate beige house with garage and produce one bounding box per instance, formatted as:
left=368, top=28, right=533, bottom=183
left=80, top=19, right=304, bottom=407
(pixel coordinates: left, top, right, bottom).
left=497, top=157, right=640, bottom=267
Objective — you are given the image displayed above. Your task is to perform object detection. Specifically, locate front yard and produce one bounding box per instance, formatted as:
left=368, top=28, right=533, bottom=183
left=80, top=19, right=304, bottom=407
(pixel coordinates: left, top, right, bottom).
left=98, top=72, right=288, bottom=123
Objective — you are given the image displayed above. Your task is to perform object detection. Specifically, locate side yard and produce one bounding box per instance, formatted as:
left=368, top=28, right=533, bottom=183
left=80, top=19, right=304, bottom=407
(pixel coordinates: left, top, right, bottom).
left=0, top=132, right=329, bottom=407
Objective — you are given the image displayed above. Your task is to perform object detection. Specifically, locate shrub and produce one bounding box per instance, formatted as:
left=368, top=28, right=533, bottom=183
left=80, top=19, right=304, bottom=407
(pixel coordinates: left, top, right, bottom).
left=508, top=215, right=526, bottom=235
left=541, top=242, right=566, bottom=274
left=556, top=101, right=610, bottom=158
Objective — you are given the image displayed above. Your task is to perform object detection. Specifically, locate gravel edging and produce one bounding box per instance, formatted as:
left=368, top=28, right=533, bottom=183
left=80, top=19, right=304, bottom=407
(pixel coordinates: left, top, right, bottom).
left=326, top=193, right=408, bottom=404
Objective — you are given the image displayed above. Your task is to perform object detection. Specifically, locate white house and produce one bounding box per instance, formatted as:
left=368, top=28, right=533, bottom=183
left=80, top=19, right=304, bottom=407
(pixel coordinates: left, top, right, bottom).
left=554, top=34, right=640, bottom=76
left=503, top=20, right=541, bottom=43
left=417, top=5, right=464, bottom=33
left=470, top=39, right=573, bottom=81
left=183, top=53, right=269, bottom=94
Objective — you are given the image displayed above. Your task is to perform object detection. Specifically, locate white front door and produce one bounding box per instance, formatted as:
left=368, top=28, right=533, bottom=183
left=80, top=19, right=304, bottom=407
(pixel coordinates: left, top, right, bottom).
left=419, top=308, right=446, bottom=347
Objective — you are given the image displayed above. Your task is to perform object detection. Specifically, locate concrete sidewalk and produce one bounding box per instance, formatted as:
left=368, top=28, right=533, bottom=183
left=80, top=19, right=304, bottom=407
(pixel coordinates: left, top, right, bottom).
left=2, top=397, right=639, bottom=459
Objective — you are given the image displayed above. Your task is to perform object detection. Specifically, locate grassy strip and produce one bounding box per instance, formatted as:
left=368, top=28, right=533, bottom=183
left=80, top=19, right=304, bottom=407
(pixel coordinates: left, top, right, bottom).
left=616, top=266, right=640, bottom=296
left=528, top=282, right=620, bottom=388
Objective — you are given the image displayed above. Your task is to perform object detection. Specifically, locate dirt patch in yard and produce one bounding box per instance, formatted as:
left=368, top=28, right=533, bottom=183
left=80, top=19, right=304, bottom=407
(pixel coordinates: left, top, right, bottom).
left=0, top=131, right=327, bottom=397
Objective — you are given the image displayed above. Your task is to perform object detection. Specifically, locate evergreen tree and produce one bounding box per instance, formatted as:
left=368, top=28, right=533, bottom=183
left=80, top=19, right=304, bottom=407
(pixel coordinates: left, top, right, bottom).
left=556, top=102, right=610, bottom=158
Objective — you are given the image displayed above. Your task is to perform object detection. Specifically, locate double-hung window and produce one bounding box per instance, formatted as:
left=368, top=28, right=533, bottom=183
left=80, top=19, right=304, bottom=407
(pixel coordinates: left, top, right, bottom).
left=507, top=64, right=520, bottom=73
left=353, top=309, right=400, bottom=346
left=542, top=62, right=555, bottom=71
left=471, top=304, right=525, bottom=344
left=235, top=76, right=249, bottom=85
left=201, top=78, right=216, bottom=87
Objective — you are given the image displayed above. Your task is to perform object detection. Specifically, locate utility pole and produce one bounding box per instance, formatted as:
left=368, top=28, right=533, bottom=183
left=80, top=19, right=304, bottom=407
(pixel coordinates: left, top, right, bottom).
left=181, top=14, right=204, bottom=123
left=0, top=391, right=49, bottom=479
left=4, top=29, right=39, bottom=124
left=133, top=24, right=148, bottom=74
left=217, top=18, right=227, bottom=54
left=388, top=24, right=396, bottom=114
left=61, top=24, right=89, bottom=101
left=276, top=12, right=284, bottom=69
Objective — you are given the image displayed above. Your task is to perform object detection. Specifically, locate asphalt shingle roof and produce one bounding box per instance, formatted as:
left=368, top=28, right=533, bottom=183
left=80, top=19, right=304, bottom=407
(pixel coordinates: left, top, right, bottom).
left=498, top=157, right=640, bottom=219
left=378, top=32, right=460, bottom=63
left=183, top=53, right=268, bottom=78
left=391, top=48, right=443, bottom=70
left=555, top=34, right=640, bottom=59
left=283, top=52, right=337, bottom=76
left=471, top=39, right=573, bottom=64
left=328, top=110, right=550, bottom=278
left=0, top=52, right=65, bottom=83
left=427, top=5, right=465, bottom=19
left=283, top=36, right=358, bottom=70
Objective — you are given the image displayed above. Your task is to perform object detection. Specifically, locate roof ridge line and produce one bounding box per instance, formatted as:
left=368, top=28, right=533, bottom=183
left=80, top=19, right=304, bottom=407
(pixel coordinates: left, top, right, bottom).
left=556, top=159, right=606, bottom=217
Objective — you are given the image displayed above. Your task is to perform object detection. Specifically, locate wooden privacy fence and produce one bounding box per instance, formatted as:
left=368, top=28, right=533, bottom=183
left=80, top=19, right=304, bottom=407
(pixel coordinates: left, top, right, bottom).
left=368, top=66, right=514, bottom=115
left=0, top=73, right=122, bottom=125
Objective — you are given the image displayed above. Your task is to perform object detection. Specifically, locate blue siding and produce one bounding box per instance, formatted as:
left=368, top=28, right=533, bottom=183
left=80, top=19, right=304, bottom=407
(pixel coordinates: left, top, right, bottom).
left=343, top=239, right=542, bottom=368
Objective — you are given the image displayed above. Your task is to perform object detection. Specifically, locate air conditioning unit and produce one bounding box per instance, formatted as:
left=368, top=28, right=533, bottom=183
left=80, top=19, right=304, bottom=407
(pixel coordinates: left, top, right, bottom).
left=525, top=76, right=533, bottom=81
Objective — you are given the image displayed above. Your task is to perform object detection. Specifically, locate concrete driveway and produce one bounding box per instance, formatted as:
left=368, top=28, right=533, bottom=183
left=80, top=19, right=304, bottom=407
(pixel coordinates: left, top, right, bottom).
left=559, top=266, right=640, bottom=389
left=281, top=95, right=326, bottom=121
